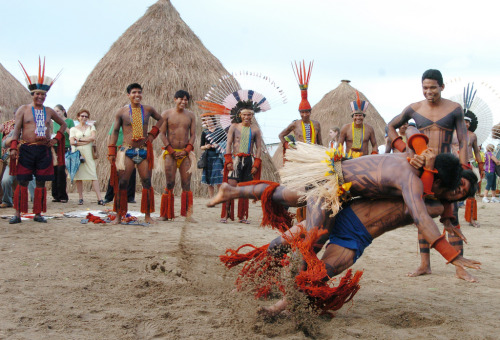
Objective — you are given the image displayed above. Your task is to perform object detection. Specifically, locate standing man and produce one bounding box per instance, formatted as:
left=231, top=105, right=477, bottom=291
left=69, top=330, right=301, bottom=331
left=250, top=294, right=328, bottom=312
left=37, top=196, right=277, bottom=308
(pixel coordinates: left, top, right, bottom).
left=222, top=103, right=263, bottom=223
left=158, top=90, right=196, bottom=222
left=51, top=104, right=74, bottom=203
left=9, top=58, right=67, bottom=224
left=338, top=92, right=378, bottom=155
left=387, top=69, right=472, bottom=281
left=108, top=83, right=164, bottom=224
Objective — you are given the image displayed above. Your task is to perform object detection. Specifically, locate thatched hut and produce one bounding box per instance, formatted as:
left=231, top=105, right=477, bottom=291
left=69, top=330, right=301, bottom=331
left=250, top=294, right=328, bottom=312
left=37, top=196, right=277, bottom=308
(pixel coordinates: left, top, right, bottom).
left=272, top=80, right=387, bottom=169
left=0, top=62, right=31, bottom=123
left=69, top=0, right=278, bottom=196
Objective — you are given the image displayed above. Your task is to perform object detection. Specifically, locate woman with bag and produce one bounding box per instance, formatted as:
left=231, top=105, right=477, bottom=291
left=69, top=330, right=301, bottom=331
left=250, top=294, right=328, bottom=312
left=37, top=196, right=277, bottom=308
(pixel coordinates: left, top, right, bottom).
left=482, top=144, right=500, bottom=203
left=200, top=118, right=224, bottom=198
left=69, top=109, right=104, bottom=205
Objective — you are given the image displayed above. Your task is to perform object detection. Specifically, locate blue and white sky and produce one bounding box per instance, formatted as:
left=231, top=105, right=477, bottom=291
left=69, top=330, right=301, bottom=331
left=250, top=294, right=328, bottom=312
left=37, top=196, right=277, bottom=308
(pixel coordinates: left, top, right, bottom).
left=2, top=0, right=499, bottom=144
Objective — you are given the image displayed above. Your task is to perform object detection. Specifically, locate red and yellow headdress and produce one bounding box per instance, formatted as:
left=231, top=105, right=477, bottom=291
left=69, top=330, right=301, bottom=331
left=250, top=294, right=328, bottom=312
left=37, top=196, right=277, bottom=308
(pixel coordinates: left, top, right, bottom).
left=292, top=60, right=313, bottom=112
left=18, top=57, right=62, bottom=93
left=350, top=91, right=369, bottom=117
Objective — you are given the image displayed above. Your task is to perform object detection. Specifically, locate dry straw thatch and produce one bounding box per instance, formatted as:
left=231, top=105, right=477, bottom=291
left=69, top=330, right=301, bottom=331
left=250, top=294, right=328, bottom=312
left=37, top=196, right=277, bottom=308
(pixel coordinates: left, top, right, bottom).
left=69, top=0, right=278, bottom=196
left=272, top=80, right=387, bottom=170
left=0, top=62, right=31, bottom=123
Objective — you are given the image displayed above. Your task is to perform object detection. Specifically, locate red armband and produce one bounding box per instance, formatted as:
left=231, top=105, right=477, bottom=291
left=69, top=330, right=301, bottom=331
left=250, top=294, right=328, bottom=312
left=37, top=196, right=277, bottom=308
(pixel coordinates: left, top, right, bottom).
left=421, top=167, right=438, bottom=195
left=253, top=158, right=262, bottom=169
left=148, top=126, right=159, bottom=139
left=391, top=135, right=407, bottom=152
left=166, top=145, right=175, bottom=154
left=10, top=139, right=19, bottom=151
left=407, top=133, right=429, bottom=155
left=371, top=150, right=378, bottom=155
left=108, top=145, right=117, bottom=157
left=184, top=143, right=194, bottom=153
left=430, top=233, right=460, bottom=263
left=462, top=163, right=472, bottom=170
left=283, top=141, right=289, bottom=149
left=439, top=201, right=456, bottom=223
left=224, top=154, right=233, bottom=165
left=477, top=161, right=484, bottom=172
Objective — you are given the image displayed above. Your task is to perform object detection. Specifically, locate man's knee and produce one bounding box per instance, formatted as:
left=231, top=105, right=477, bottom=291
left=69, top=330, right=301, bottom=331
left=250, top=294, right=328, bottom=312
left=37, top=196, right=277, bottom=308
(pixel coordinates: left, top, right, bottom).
left=119, top=180, right=129, bottom=190
left=141, top=178, right=151, bottom=189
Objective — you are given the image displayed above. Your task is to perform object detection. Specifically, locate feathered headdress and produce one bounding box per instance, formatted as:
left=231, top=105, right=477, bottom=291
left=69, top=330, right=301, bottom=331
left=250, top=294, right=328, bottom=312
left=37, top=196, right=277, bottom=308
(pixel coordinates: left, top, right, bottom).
left=18, top=57, right=62, bottom=93
left=292, top=60, right=313, bottom=112
left=463, top=83, right=478, bottom=132
left=196, top=71, right=287, bottom=153
left=350, top=91, right=369, bottom=116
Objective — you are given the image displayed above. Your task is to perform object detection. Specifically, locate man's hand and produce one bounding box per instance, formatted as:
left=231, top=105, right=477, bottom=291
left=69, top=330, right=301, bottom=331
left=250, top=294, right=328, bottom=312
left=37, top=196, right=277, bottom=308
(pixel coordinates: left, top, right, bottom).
left=175, top=150, right=187, bottom=159
left=251, top=166, right=257, bottom=175
left=108, top=155, right=116, bottom=164
left=443, top=222, right=468, bottom=243
left=451, top=255, right=481, bottom=270
left=422, top=148, right=436, bottom=170
left=227, top=163, right=233, bottom=171
left=408, top=154, right=425, bottom=169
left=48, top=138, right=58, bottom=147
left=147, top=134, right=155, bottom=144
left=10, top=149, right=18, bottom=159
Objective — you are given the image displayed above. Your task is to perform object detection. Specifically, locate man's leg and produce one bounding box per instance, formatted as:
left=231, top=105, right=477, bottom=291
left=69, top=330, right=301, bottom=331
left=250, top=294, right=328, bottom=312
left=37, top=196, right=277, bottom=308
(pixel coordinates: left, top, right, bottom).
left=407, top=231, right=432, bottom=277
left=127, top=167, right=137, bottom=202
left=179, top=156, right=195, bottom=222
left=104, top=177, right=115, bottom=203
left=159, top=156, right=177, bottom=221
left=137, top=159, right=154, bottom=224
left=112, top=158, right=135, bottom=225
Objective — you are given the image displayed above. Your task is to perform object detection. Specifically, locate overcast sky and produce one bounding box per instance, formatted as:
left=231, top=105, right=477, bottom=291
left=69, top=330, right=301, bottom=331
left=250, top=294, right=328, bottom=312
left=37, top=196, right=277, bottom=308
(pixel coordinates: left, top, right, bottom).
left=2, top=0, right=499, bottom=144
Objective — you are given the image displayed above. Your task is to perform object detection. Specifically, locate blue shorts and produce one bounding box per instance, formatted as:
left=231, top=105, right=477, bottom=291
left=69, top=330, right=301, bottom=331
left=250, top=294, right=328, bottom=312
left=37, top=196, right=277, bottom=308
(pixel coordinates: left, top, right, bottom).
left=123, top=147, right=147, bottom=164
left=328, top=206, right=373, bottom=263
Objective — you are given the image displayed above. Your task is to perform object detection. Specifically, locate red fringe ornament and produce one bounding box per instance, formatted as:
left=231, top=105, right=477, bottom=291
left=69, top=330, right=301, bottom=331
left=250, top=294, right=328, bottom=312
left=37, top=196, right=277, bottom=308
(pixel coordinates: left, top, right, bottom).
left=160, top=189, right=175, bottom=219
left=118, top=189, right=128, bottom=217
left=13, top=185, right=28, bottom=213
left=141, top=187, right=155, bottom=214
left=237, top=198, right=249, bottom=221
left=464, top=197, right=477, bottom=222
left=146, top=140, right=154, bottom=171
left=180, top=191, right=193, bottom=217
left=33, top=187, right=47, bottom=214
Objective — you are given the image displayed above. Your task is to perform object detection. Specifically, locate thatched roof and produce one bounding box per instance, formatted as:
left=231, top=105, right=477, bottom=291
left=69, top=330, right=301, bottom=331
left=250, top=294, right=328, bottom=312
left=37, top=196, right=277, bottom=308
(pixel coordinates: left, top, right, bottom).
left=272, top=80, right=387, bottom=170
left=0, top=62, right=31, bottom=123
left=69, top=0, right=278, bottom=196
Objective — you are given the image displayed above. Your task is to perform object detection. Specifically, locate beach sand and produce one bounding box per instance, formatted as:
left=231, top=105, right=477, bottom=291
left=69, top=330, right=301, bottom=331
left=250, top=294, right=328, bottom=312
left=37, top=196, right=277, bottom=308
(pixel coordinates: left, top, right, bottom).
left=0, top=192, right=498, bottom=339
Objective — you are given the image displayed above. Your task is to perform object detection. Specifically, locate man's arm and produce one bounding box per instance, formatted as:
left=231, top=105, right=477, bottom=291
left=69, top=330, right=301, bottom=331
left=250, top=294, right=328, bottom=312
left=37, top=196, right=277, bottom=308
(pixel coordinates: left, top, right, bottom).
left=278, top=121, right=295, bottom=145
left=159, top=112, right=169, bottom=148
left=384, top=137, right=392, bottom=153
left=387, top=106, right=413, bottom=150
left=315, top=121, right=323, bottom=146
left=453, top=106, right=468, bottom=166
left=368, top=126, right=378, bottom=153
left=146, top=106, right=164, bottom=145
left=338, top=124, right=348, bottom=148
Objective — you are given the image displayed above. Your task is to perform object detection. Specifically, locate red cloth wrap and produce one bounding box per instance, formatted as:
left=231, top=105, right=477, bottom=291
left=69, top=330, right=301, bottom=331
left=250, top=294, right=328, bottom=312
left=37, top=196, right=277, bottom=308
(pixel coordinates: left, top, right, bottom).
left=141, top=187, right=155, bottom=214
left=477, top=161, right=484, bottom=173
left=407, top=133, right=429, bottom=154
left=184, top=143, right=194, bottom=153
left=9, top=140, right=19, bottom=176
left=237, top=198, right=249, bottom=220
left=439, top=201, right=456, bottom=223
left=13, top=185, right=28, bottom=213
left=160, top=189, right=175, bottom=220
left=33, top=187, right=47, bottom=214
left=181, top=191, right=193, bottom=217
left=54, top=131, right=65, bottom=166
left=252, top=157, right=262, bottom=180
left=238, top=180, right=293, bottom=232
left=430, top=232, right=460, bottom=263
left=421, top=167, right=438, bottom=195
left=465, top=197, right=477, bottom=222
left=148, top=126, right=160, bottom=139
left=146, top=140, right=154, bottom=171
left=371, top=150, right=378, bottom=155
left=391, top=135, right=407, bottom=152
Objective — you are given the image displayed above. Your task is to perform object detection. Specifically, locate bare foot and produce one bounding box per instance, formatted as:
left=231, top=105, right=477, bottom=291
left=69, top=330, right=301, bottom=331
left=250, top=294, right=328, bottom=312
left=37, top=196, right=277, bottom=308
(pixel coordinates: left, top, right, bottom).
left=157, top=216, right=168, bottom=221
left=185, top=216, right=197, bottom=223
left=456, top=267, right=478, bottom=283
left=207, top=183, right=234, bottom=207
left=111, top=217, right=122, bottom=225
left=470, top=220, right=480, bottom=228
left=145, top=215, right=155, bottom=224
left=239, top=219, right=251, bottom=224
left=407, top=265, right=432, bottom=277
left=257, top=298, right=288, bottom=318
left=220, top=218, right=227, bottom=224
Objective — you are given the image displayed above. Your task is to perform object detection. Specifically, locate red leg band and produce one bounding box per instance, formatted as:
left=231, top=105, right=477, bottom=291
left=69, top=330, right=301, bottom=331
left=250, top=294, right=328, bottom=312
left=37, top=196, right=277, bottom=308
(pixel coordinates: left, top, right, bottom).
left=431, top=233, right=460, bottom=263
left=33, top=187, right=47, bottom=214
left=180, top=191, right=193, bottom=217
left=118, top=189, right=128, bottom=217
left=160, top=189, right=175, bottom=219
left=141, top=187, right=155, bottom=214
left=13, top=185, right=29, bottom=213
left=237, top=198, right=249, bottom=220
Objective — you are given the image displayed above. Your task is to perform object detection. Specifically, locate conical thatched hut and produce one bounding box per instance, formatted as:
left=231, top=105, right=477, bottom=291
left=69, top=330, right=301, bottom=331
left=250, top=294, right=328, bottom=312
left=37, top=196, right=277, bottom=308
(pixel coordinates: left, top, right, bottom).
left=0, top=62, right=31, bottom=123
left=69, top=0, right=278, bottom=196
left=272, top=80, right=387, bottom=169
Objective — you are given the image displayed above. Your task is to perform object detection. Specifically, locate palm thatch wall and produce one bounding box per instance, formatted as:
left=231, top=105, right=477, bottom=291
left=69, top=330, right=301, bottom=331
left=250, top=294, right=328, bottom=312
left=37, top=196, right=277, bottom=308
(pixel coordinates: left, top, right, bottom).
left=0, top=62, right=31, bottom=123
left=69, top=0, right=278, bottom=196
left=272, top=80, right=387, bottom=170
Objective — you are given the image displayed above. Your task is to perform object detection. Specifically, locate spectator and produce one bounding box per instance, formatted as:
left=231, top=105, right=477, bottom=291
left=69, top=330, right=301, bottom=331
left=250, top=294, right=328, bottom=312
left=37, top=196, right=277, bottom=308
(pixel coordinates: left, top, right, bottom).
left=328, top=127, right=340, bottom=149
left=103, top=122, right=136, bottom=204
left=69, top=110, right=103, bottom=205
left=482, top=144, right=500, bottom=203
left=51, top=104, right=75, bottom=203
left=200, top=118, right=224, bottom=198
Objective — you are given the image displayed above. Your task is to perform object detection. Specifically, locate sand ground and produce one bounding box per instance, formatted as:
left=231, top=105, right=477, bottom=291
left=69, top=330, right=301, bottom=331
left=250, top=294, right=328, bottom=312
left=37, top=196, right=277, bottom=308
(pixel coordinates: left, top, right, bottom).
left=0, top=192, right=499, bottom=340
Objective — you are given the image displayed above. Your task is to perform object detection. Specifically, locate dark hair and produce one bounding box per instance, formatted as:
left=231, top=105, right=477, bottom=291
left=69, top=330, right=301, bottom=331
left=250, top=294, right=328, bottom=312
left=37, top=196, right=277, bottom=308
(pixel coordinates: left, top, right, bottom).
left=461, top=170, right=479, bottom=198
left=421, top=69, right=443, bottom=86
left=126, top=83, right=143, bottom=94
left=54, top=104, right=67, bottom=118
left=434, top=153, right=461, bottom=190
left=174, top=90, right=190, bottom=100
